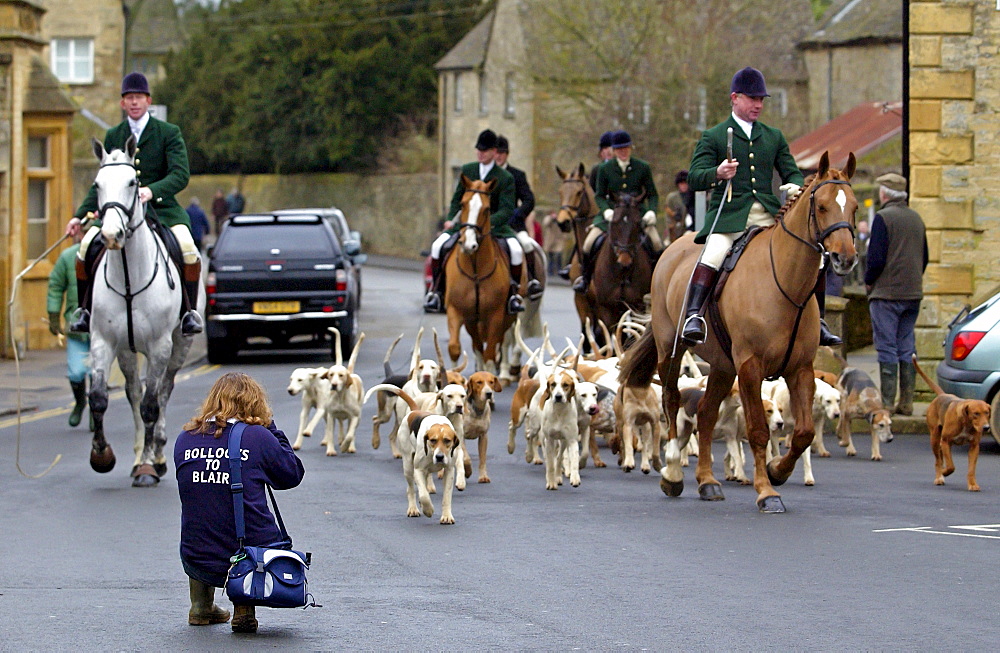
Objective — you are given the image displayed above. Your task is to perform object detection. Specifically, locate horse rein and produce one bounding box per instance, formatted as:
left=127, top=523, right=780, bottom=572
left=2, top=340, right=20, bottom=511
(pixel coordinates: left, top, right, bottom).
left=96, top=161, right=143, bottom=237
left=559, top=178, right=592, bottom=223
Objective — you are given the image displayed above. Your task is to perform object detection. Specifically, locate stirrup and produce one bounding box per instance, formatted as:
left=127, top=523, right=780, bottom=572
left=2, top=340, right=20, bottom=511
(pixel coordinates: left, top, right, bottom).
left=507, top=293, right=525, bottom=314
left=423, top=291, right=442, bottom=313
left=557, top=265, right=571, bottom=281
left=69, top=308, right=91, bottom=334
left=818, top=319, right=842, bottom=347
left=680, top=314, right=707, bottom=346
left=181, top=311, right=204, bottom=336
left=526, top=279, right=543, bottom=300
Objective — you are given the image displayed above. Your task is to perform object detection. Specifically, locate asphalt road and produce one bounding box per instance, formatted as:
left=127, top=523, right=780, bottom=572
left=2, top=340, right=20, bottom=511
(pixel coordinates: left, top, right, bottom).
left=3, top=264, right=1000, bottom=650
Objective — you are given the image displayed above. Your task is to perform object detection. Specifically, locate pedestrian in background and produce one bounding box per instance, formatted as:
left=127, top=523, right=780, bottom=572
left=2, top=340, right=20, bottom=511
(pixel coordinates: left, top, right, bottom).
left=174, top=372, right=304, bottom=633
left=865, top=172, right=928, bottom=416
left=541, top=211, right=565, bottom=276
left=47, top=232, right=89, bottom=428
left=186, top=197, right=211, bottom=252
left=664, top=169, right=695, bottom=243
left=211, top=189, right=228, bottom=235
left=226, top=187, right=246, bottom=216
left=525, top=210, right=543, bottom=249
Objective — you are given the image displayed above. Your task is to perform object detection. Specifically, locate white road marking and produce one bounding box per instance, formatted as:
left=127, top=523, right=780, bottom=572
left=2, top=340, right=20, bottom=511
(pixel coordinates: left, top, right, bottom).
left=874, top=524, right=1000, bottom=540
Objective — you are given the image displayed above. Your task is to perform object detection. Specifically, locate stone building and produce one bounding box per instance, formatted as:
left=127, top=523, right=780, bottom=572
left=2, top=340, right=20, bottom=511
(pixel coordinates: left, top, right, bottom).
left=908, top=1, right=1000, bottom=381
left=0, top=0, right=76, bottom=357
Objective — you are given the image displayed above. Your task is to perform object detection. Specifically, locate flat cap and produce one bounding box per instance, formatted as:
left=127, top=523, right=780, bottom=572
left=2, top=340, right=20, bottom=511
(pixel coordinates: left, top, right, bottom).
left=876, top=172, right=907, bottom=192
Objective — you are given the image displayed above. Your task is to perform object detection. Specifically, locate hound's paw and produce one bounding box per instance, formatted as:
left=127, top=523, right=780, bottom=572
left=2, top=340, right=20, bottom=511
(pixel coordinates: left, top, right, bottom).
left=545, top=483, right=559, bottom=490
left=871, top=454, right=882, bottom=461
left=968, top=484, right=981, bottom=492
left=532, top=458, right=544, bottom=465
left=934, top=477, right=946, bottom=486
left=392, top=452, right=402, bottom=460
left=346, top=445, right=356, bottom=454
left=292, top=442, right=302, bottom=451
left=326, top=449, right=338, bottom=457
left=805, top=479, right=815, bottom=486
left=570, top=477, right=580, bottom=487
left=407, top=507, right=421, bottom=517
left=440, top=514, right=455, bottom=525
left=818, top=451, right=831, bottom=458
left=478, top=475, right=490, bottom=484
left=302, top=431, right=312, bottom=438
left=421, top=500, right=434, bottom=518
left=371, top=435, right=380, bottom=450
left=846, top=448, right=857, bottom=457
left=593, top=458, right=607, bottom=468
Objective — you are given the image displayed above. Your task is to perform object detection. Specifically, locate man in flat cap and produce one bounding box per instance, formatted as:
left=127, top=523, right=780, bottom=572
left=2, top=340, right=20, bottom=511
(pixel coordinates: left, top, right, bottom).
left=574, top=129, right=662, bottom=293
left=680, top=66, right=842, bottom=347
left=424, top=128, right=526, bottom=314
left=496, top=135, right=543, bottom=300
left=865, top=172, right=927, bottom=415
left=66, top=71, right=202, bottom=335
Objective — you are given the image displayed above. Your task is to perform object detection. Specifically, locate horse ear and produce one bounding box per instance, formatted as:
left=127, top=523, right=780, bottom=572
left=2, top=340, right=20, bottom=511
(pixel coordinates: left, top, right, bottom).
left=91, top=138, right=105, bottom=162
left=556, top=165, right=566, bottom=179
left=461, top=173, right=472, bottom=188
left=577, top=162, right=586, bottom=178
left=845, top=152, right=857, bottom=180
left=484, top=178, right=497, bottom=193
left=125, top=134, right=137, bottom=160
left=817, top=151, right=830, bottom=178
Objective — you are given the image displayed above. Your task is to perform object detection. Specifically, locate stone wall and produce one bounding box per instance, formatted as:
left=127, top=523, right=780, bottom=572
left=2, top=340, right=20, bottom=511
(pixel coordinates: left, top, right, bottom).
left=909, top=1, right=1000, bottom=393
left=802, top=43, right=903, bottom=128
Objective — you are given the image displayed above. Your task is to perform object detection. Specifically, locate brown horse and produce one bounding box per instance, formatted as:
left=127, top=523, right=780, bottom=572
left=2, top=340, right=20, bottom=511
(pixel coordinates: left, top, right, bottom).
left=580, top=191, right=656, bottom=341
left=445, top=175, right=516, bottom=373
left=618, top=151, right=858, bottom=513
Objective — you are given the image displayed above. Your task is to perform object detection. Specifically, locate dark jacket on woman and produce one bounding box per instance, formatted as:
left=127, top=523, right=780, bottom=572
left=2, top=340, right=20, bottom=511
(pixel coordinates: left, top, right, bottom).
left=174, top=421, right=304, bottom=578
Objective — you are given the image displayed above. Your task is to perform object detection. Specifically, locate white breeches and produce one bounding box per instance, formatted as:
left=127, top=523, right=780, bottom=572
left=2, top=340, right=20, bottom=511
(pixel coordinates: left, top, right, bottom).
left=78, top=223, right=200, bottom=265
left=581, top=226, right=600, bottom=255
left=516, top=231, right=535, bottom=252
left=701, top=202, right=774, bottom=270
left=431, top=232, right=522, bottom=265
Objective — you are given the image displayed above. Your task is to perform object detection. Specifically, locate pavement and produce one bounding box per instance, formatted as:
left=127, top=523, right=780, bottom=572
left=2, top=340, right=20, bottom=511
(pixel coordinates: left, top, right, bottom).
left=0, top=255, right=927, bottom=432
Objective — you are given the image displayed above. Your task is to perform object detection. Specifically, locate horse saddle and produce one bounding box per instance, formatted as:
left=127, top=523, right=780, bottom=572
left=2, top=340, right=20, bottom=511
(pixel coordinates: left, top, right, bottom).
left=146, top=217, right=185, bottom=273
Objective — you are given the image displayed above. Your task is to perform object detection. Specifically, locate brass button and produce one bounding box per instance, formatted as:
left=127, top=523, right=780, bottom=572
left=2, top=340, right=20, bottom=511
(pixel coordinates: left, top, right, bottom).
left=135, top=147, right=140, bottom=152
left=749, top=153, right=754, bottom=159
left=752, top=189, right=757, bottom=194
left=135, top=159, right=140, bottom=164
left=622, top=183, right=627, bottom=189
left=136, top=170, right=141, bottom=176
left=750, top=165, right=755, bottom=171
left=751, top=177, right=756, bottom=183
left=749, top=141, right=753, bottom=146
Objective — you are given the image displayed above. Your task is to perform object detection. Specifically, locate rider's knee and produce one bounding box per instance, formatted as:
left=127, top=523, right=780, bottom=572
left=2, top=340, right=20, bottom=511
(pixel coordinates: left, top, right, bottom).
left=430, top=231, right=451, bottom=259
left=172, top=225, right=200, bottom=264
left=78, top=226, right=101, bottom=261
left=582, top=227, right=600, bottom=254
left=507, top=238, right=524, bottom=265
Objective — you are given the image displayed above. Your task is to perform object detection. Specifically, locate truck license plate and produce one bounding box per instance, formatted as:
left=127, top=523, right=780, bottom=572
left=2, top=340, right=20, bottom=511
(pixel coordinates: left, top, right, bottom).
left=252, top=301, right=300, bottom=314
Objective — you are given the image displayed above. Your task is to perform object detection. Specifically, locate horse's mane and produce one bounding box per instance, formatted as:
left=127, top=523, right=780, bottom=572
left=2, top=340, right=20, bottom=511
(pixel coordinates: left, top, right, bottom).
left=773, top=172, right=817, bottom=222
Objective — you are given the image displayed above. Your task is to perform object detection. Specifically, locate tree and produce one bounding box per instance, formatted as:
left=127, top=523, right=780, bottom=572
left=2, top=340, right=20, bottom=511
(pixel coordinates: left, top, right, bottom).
left=157, top=0, right=485, bottom=173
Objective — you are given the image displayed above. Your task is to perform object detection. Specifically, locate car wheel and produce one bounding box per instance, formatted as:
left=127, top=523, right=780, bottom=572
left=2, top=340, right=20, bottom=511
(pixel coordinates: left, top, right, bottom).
left=331, top=313, right=356, bottom=362
left=207, top=336, right=238, bottom=364
left=990, top=392, right=1000, bottom=447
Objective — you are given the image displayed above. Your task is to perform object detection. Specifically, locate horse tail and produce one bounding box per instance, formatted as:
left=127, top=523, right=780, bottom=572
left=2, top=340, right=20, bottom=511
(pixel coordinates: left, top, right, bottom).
left=617, top=327, right=657, bottom=388
left=363, top=383, right=418, bottom=411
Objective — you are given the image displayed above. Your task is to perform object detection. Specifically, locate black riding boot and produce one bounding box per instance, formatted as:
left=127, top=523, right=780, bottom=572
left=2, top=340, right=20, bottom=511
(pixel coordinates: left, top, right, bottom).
left=69, top=379, right=87, bottom=428
left=180, top=261, right=204, bottom=336
left=525, top=253, right=543, bottom=300
left=680, top=263, right=719, bottom=346
left=814, top=270, right=843, bottom=347
left=572, top=250, right=592, bottom=294
left=423, top=256, right=445, bottom=313
left=507, top=263, right=525, bottom=314
left=69, top=258, right=93, bottom=334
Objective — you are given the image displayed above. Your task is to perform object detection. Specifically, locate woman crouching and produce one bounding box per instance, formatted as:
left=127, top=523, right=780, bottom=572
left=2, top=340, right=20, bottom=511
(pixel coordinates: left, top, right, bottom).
left=174, top=372, right=305, bottom=633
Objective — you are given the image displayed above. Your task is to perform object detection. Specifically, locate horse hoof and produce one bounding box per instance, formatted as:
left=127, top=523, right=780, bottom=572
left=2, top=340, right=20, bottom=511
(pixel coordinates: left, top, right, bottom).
left=90, top=446, right=116, bottom=473
left=154, top=462, right=168, bottom=478
left=660, top=477, right=684, bottom=497
left=132, top=474, right=159, bottom=488
left=766, top=460, right=788, bottom=487
left=698, top=483, right=725, bottom=501
left=757, top=496, right=786, bottom=513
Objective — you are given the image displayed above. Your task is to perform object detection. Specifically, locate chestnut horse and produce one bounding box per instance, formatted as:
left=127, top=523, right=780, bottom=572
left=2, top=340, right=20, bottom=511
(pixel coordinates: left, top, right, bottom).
left=445, top=175, right=516, bottom=373
left=619, top=152, right=858, bottom=512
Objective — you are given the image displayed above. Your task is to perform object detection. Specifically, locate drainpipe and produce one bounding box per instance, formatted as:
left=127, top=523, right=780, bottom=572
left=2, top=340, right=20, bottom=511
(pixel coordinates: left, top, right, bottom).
left=902, top=0, right=910, bottom=189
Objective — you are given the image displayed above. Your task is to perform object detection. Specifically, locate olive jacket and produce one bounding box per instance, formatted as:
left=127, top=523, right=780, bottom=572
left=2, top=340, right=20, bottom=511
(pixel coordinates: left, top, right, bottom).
left=593, top=157, right=658, bottom=231
left=46, top=244, right=88, bottom=343
left=446, top=162, right=517, bottom=239
left=75, top=116, right=191, bottom=230
left=689, top=115, right=803, bottom=243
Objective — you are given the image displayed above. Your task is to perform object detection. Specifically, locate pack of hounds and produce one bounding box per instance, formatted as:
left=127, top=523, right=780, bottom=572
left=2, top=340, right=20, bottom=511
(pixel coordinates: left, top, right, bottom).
left=286, top=318, right=991, bottom=525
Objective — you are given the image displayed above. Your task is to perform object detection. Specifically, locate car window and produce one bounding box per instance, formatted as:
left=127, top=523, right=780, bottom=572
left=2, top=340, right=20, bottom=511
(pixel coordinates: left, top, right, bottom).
left=218, top=223, right=338, bottom=258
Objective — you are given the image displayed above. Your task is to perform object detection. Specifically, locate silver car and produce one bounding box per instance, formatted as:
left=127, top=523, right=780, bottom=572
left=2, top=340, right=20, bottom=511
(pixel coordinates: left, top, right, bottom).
left=936, top=289, right=1000, bottom=443
left=273, top=207, right=365, bottom=306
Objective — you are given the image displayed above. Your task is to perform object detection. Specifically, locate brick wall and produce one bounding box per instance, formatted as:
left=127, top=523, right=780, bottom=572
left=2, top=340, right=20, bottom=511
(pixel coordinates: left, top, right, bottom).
left=909, top=0, right=1000, bottom=390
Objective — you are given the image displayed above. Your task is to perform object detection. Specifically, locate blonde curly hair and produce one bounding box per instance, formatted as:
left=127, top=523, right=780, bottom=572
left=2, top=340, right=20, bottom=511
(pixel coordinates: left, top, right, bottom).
left=183, top=372, right=273, bottom=435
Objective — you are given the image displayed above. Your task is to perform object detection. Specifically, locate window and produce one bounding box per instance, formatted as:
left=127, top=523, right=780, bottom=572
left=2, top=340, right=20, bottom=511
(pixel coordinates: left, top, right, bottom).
left=478, top=72, right=488, bottom=115
left=51, top=38, right=94, bottom=84
left=453, top=73, right=463, bottom=113
left=504, top=73, right=515, bottom=118
left=26, top=135, right=51, bottom=259
left=770, top=87, right=789, bottom=118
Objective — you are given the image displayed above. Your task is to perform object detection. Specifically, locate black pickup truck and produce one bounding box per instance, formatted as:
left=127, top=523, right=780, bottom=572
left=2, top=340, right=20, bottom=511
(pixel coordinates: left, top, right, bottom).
left=205, top=213, right=360, bottom=363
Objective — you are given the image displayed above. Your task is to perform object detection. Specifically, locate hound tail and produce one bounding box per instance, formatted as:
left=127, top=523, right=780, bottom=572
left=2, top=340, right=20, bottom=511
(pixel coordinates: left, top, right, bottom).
left=383, top=333, right=403, bottom=379
left=364, top=383, right=418, bottom=411
left=617, top=326, right=657, bottom=388
left=911, top=354, right=945, bottom=396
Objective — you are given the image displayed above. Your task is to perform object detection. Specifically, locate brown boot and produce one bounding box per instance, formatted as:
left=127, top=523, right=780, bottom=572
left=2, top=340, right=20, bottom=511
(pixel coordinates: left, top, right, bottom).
left=231, top=604, right=258, bottom=633
left=188, top=578, right=230, bottom=626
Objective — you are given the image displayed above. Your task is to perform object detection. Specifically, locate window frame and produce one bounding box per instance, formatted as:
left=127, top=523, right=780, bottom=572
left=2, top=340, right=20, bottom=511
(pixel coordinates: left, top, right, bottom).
left=51, top=37, right=94, bottom=84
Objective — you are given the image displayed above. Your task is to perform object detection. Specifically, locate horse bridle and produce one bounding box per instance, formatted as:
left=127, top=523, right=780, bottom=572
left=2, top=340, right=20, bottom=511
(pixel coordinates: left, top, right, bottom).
left=457, top=188, right=492, bottom=235
left=96, top=161, right=144, bottom=238
left=778, top=179, right=855, bottom=254
left=559, top=178, right=592, bottom=223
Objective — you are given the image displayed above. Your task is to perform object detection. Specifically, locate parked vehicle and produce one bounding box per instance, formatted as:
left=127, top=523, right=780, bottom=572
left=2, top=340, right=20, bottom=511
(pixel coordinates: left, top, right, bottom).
left=205, top=213, right=359, bottom=363
left=936, top=289, right=1000, bottom=443
left=273, top=207, right=365, bottom=306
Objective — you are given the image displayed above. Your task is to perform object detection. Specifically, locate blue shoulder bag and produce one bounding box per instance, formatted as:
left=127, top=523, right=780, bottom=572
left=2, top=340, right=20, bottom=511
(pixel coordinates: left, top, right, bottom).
left=225, top=422, right=317, bottom=608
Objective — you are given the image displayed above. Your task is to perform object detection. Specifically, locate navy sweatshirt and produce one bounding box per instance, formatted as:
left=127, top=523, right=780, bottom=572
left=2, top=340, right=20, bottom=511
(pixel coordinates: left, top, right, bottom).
left=174, top=421, right=304, bottom=576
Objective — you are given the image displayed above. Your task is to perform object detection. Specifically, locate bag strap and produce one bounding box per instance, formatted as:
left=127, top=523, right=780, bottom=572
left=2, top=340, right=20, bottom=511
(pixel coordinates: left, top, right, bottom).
left=227, top=422, right=291, bottom=546
left=227, top=422, right=248, bottom=545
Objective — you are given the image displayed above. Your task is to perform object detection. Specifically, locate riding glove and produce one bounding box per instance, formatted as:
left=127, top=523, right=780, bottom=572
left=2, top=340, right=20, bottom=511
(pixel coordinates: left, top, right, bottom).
left=48, top=312, right=62, bottom=336
left=642, top=211, right=656, bottom=227
left=779, top=183, right=802, bottom=201
left=603, top=209, right=614, bottom=221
